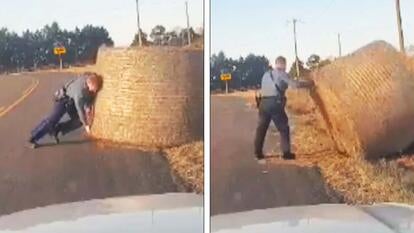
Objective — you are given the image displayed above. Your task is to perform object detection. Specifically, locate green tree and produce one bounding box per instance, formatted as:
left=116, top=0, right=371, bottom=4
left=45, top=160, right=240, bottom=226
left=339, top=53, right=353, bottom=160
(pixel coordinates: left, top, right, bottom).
left=306, top=54, right=321, bottom=70
left=0, top=22, right=114, bottom=72
left=150, top=25, right=166, bottom=45
left=131, top=29, right=149, bottom=46
left=210, top=52, right=269, bottom=90
left=289, top=59, right=310, bottom=78
left=77, top=25, right=114, bottom=63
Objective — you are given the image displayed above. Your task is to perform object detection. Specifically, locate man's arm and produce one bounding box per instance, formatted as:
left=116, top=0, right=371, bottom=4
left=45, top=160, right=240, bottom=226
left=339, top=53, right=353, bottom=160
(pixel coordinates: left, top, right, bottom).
left=281, top=73, right=314, bottom=89
left=85, top=104, right=95, bottom=126
left=73, top=94, right=88, bottom=127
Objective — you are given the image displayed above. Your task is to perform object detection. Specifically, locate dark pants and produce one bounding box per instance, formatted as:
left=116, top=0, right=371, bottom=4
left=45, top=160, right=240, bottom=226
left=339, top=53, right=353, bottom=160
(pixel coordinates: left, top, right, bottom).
left=254, top=97, right=291, bottom=156
left=30, top=98, right=82, bottom=142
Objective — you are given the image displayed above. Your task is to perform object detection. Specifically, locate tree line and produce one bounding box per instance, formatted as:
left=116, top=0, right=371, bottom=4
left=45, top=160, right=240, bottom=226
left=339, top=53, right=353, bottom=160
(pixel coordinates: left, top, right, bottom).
left=0, top=22, right=203, bottom=73
left=0, top=22, right=114, bottom=73
left=210, top=51, right=331, bottom=91
left=131, top=25, right=203, bottom=46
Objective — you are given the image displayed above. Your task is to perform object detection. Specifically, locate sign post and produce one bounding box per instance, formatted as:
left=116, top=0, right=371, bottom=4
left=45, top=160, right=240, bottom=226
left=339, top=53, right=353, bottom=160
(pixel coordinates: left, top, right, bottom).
left=220, top=73, right=232, bottom=94
left=53, top=46, right=66, bottom=70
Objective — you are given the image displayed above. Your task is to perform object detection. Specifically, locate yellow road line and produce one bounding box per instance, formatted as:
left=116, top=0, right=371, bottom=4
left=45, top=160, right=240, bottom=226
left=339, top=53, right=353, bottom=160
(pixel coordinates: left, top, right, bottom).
left=0, top=79, right=39, bottom=118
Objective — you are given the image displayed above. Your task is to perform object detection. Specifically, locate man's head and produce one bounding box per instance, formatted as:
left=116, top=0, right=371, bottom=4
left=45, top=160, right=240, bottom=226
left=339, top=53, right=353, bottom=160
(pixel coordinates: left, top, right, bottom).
left=275, top=56, right=287, bottom=71
left=84, top=72, right=103, bottom=94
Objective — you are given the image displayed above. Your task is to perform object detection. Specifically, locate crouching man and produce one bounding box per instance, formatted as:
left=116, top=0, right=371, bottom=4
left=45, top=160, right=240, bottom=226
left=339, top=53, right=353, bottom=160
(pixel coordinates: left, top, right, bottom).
left=254, top=56, right=314, bottom=161
left=28, top=72, right=102, bottom=149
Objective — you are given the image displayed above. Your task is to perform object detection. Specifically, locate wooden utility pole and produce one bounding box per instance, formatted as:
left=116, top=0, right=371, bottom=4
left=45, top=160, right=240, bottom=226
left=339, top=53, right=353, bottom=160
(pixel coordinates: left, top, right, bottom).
left=292, top=18, right=300, bottom=78
left=185, top=1, right=191, bottom=46
left=395, top=0, right=405, bottom=54
left=135, top=0, right=143, bottom=46
left=337, top=33, right=342, bottom=57
left=59, top=54, right=62, bottom=70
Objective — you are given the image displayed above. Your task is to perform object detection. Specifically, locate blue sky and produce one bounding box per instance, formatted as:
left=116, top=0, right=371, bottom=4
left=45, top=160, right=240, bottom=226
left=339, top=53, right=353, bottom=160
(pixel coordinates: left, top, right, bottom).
left=212, top=0, right=414, bottom=64
left=0, top=0, right=204, bottom=46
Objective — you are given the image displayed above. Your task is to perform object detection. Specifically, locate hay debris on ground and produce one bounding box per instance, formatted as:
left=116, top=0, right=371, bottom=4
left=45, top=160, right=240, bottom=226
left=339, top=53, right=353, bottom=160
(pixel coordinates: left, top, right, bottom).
left=164, top=141, right=204, bottom=194
left=232, top=89, right=414, bottom=204
left=288, top=90, right=414, bottom=204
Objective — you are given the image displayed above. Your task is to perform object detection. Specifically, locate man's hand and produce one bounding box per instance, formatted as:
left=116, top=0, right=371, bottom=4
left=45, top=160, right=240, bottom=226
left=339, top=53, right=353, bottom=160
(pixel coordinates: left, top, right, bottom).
left=85, top=125, right=91, bottom=134
left=85, top=106, right=95, bottom=126
left=306, top=79, right=315, bottom=88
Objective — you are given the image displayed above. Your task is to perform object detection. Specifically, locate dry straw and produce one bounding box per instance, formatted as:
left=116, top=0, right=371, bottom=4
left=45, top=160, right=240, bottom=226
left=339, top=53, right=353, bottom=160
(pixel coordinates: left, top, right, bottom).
left=91, top=46, right=203, bottom=148
left=312, top=41, right=414, bottom=159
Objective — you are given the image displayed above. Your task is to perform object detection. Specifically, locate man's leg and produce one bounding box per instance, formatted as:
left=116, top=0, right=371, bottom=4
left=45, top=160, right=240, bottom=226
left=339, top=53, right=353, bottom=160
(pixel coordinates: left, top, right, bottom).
left=30, top=100, right=66, bottom=145
left=56, top=117, right=82, bottom=136
left=254, top=107, right=271, bottom=159
left=55, top=102, right=82, bottom=137
left=271, top=106, right=292, bottom=159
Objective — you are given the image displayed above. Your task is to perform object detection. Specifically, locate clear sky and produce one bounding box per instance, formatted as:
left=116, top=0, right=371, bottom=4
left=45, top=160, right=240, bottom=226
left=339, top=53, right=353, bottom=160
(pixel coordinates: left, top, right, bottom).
left=0, top=0, right=204, bottom=47
left=212, top=0, right=414, bottom=64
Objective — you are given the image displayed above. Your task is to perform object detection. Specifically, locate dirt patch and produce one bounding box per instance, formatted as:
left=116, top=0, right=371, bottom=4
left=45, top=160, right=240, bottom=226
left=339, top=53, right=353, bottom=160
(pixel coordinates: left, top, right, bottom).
left=164, top=141, right=204, bottom=193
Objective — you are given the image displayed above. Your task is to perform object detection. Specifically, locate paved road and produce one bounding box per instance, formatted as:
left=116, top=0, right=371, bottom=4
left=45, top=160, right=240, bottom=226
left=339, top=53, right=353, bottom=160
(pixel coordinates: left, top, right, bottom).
left=0, top=72, right=178, bottom=216
left=211, top=95, right=340, bottom=215
left=0, top=75, right=34, bottom=108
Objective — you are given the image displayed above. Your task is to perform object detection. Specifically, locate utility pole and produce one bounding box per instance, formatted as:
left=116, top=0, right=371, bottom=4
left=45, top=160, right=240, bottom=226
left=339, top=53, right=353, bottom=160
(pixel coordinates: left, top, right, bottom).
left=395, top=0, right=405, bottom=54
left=292, top=18, right=300, bottom=78
left=337, top=33, right=342, bottom=57
left=185, top=1, right=191, bottom=46
left=135, top=0, right=143, bottom=46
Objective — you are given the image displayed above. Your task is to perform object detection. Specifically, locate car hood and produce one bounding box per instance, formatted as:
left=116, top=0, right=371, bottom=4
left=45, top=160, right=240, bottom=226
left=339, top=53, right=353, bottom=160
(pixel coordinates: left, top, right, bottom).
left=212, top=203, right=414, bottom=233
left=0, top=193, right=203, bottom=233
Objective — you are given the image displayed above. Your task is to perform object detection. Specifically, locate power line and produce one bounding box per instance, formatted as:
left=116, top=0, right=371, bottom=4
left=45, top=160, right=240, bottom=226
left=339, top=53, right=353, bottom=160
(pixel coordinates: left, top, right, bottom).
left=135, top=0, right=143, bottom=46
left=185, top=1, right=191, bottom=46
left=288, top=18, right=302, bottom=78
left=395, top=0, right=405, bottom=53
left=337, top=33, right=342, bottom=57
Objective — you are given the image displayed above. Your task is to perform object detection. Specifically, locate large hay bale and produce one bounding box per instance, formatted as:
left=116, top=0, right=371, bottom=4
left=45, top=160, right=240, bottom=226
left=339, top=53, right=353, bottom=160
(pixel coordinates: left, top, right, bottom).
left=313, top=41, right=414, bottom=158
left=91, top=47, right=203, bottom=148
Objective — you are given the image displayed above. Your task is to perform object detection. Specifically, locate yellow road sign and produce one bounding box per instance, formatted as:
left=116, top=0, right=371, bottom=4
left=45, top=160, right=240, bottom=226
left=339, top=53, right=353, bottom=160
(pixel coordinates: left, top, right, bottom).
left=220, top=73, right=231, bottom=81
left=54, top=47, right=66, bottom=55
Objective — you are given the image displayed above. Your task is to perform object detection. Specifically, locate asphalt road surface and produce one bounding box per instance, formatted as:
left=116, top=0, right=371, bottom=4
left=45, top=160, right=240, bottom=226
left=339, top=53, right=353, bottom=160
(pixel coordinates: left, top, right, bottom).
left=211, top=95, right=340, bottom=215
left=0, top=72, right=178, bottom=216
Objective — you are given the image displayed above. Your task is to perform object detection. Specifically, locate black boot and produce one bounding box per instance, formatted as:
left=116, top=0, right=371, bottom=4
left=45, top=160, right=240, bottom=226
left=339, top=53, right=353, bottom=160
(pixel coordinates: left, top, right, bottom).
left=255, top=152, right=265, bottom=160
left=282, top=152, right=295, bottom=160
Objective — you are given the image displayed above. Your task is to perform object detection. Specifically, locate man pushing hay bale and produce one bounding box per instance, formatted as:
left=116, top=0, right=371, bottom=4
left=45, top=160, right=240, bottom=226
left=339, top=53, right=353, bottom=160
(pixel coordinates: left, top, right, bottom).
left=312, top=40, right=414, bottom=159
left=91, top=46, right=203, bottom=148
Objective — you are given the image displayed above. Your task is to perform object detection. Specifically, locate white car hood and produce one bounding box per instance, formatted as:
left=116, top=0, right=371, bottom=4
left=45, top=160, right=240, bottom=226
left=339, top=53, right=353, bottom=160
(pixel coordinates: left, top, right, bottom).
left=212, top=203, right=414, bottom=233
left=0, top=193, right=203, bottom=233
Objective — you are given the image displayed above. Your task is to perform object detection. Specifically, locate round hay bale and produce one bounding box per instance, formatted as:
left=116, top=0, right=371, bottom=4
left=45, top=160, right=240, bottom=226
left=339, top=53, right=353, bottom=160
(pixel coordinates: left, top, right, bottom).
left=313, top=41, right=414, bottom=158
left=91, top=46, right=203, bottom=148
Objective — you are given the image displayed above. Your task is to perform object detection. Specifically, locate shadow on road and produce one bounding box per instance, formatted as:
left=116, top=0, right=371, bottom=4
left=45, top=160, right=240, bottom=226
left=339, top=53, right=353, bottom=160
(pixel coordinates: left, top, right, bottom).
left=39, top=139, right=92, bottom=148
left=0, top=73, right=180, bottom=216
left=212, top=96, right=342, bottom=215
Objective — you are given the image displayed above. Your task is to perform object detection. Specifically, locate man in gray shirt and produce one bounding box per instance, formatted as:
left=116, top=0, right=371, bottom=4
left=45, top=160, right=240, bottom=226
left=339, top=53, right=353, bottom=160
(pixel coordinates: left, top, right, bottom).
left=28, top=72, right=102, bottom=148
left=254, top=56, right=313, bottom=160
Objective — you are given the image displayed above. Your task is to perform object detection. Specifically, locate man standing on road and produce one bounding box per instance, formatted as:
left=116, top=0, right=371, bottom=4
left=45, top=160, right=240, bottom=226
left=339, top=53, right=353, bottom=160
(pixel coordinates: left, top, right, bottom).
left=254, top=56, right=314, bottom=161
left=27, top=72, right=102, bottom=149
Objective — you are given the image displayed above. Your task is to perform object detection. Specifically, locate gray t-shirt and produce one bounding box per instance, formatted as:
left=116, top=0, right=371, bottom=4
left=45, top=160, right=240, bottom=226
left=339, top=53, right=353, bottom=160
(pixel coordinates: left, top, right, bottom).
left=64, top=76, right=94, bottom=125
left=260, top=69, right=307, bottom=97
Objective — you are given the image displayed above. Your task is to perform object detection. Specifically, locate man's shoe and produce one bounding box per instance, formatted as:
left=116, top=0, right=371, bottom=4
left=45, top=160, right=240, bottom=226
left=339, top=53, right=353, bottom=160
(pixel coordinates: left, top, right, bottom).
left=282, top=152, right=296, bottom=160
left=26, top=140, right=39, bottom=149
left=255, top=153, right=266, bottom=164
left=255, top=153, right=265, bottom=160
left=49, top=128, right=60, bottom=144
